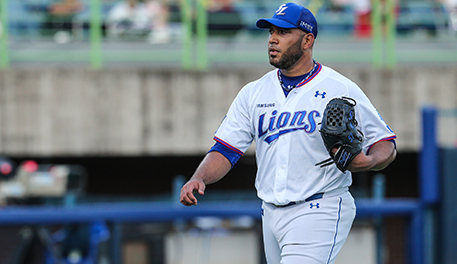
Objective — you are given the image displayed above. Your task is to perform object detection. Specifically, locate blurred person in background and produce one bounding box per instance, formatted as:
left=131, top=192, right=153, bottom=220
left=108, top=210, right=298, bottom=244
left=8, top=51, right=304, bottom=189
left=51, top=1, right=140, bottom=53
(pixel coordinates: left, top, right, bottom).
left=330, top=0, right=373, bottom=38
left=44, top=0, right=83, bottom=43
left=442, top=0, right=457, bottom=32
left=49, top=0, right=83, bottom=15
left=106, top=0, right=170, bottom=43
left=146, top=0, right=171, bottom=43
left=352, top=0, right=372, bottom=38
left=206, top=0, right=243, bottom=38
left=207, top=0, right=238, bottom=12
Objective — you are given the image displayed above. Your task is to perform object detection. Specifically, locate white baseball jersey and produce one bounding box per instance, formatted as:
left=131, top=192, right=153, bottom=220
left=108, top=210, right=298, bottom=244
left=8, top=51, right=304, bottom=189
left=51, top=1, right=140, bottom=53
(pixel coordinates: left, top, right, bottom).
left=214, top=64, right=396, bottom=206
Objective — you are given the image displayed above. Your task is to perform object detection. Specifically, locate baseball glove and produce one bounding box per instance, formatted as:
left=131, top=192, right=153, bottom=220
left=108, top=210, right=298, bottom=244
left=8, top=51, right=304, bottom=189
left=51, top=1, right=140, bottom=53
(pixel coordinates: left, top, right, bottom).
left=315, top=97, right=364, bottom=172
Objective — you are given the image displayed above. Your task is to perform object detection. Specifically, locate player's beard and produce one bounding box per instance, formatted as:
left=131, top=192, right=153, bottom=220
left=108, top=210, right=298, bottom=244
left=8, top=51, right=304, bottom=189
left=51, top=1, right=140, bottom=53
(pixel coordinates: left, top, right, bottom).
left=269, top=36, right=304, bottom=70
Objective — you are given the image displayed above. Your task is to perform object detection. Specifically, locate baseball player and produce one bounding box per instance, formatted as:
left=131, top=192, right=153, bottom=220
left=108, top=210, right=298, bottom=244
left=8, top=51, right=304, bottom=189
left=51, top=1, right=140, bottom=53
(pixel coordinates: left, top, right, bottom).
left=180, top=3, right=397, bottom=264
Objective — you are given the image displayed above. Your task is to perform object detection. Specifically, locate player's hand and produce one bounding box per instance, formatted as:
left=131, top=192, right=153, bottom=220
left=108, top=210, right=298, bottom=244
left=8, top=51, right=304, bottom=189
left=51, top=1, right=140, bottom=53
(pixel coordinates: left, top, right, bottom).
left=180, top=179, right=206, bottom=206
left=345, top=152, right=373, bottom=172
left=331, top=147, right=372, bottom=172
left=348, top=141, right=396, bottom=172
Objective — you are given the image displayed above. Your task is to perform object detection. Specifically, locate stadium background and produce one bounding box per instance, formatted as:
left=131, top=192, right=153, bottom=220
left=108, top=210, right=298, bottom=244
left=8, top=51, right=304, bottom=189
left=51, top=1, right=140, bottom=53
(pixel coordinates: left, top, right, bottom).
left=0, top=0, right=456, bottom=263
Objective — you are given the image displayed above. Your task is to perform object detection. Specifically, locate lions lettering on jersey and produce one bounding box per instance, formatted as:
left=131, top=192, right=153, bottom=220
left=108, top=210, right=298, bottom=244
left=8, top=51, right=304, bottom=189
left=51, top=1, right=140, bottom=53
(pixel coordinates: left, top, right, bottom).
left=258, top=109, right=321, bottom=143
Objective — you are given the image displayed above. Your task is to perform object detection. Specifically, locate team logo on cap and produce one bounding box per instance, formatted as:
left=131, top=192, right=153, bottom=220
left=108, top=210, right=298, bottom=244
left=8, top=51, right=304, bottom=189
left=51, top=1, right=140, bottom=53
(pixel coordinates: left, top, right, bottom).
left=275, top=4, right=288, bottom=15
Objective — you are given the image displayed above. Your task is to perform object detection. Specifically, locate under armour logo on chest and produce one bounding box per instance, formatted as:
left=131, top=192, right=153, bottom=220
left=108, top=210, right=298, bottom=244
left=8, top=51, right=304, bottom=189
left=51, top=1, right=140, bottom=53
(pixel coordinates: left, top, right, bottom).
left=310, top=203, right=320, bottom=209
left=315, top=91, right=326, bottom=99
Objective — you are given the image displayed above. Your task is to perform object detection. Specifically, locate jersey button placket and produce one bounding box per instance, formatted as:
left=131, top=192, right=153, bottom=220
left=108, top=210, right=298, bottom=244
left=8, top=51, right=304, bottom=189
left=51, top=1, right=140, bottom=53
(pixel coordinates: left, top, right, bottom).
left=274, top=133, right=290, bottom=204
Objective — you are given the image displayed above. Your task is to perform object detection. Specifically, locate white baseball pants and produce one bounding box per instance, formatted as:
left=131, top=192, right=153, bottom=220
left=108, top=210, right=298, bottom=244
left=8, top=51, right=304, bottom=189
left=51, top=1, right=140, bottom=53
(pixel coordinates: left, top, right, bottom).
left=261, top=189, right=356, bottom=264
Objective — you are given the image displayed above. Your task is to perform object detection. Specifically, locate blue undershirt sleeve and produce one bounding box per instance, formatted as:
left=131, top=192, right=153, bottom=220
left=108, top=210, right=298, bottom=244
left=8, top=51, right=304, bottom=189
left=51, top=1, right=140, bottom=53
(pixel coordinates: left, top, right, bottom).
left=208, top=141, right=242, bottom=167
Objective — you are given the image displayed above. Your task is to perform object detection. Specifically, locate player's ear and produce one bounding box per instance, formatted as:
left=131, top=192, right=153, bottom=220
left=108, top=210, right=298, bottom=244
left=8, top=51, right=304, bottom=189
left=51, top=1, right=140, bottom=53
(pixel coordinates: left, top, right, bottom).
left=302, top=33, right=315, bottom=50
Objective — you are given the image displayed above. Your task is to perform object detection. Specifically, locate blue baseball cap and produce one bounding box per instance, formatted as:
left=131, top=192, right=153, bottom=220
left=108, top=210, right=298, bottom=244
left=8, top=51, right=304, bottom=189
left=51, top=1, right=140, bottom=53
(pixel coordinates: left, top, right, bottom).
left=256, top=3, right=318, bottom=38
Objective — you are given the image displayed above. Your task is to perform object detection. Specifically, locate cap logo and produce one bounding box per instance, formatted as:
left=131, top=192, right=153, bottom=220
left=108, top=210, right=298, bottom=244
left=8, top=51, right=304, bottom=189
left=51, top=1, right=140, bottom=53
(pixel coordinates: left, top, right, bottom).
left=275, top=4, right=288, bottom=15
left=300, top=21, right=314, bottom=32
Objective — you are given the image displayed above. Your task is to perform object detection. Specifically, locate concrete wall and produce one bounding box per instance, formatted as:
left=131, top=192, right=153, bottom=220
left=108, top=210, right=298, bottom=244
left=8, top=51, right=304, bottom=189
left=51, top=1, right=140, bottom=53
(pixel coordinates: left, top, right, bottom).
left=164, top=224, right=376, bottom=264
left=0, top=65, right=455, bottom=156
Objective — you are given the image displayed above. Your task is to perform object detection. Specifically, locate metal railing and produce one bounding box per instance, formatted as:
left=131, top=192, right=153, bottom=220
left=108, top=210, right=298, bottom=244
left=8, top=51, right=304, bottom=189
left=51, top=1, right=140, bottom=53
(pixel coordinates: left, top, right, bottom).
left=372, top=0, right=396, bottom=68
left=0, top=0, right=8, bottom=68
left=0, top=0, right=456, bottom=69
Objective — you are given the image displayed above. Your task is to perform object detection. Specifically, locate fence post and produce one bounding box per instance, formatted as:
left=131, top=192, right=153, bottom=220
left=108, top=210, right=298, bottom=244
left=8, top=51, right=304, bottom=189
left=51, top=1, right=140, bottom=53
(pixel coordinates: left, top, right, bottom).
left=90, top=0, right=102, bottom=70
left=371, top=0, right=397, bottom=68
left=410, top=208, right=424, bottom=264
left=196, top=0, right=208, bottom=70
left=371, top=0, right=383, bottom=68
left=385, top=0, right=396, bottom=68
left=181, top=0, right=193, bottom=69
left=373, top=174, right=386, bottom=264
left=0, top=0, right=9, bottom=69
left=420, top=106, right=439, bottom=205
left=420, top=106, right=439, bottom=264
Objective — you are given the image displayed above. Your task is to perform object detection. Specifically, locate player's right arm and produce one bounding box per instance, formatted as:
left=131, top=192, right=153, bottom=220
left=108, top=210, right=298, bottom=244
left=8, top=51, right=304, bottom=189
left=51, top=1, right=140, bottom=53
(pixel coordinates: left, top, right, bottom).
left=180, top=151, right=232, bottom=206
left=181, top=82, right=254, bottom=206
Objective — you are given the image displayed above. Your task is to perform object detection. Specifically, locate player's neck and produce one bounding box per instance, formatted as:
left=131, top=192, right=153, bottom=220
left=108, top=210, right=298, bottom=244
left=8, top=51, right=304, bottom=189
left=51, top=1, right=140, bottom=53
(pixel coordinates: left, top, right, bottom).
left=280, top=57, right=315, bottom=77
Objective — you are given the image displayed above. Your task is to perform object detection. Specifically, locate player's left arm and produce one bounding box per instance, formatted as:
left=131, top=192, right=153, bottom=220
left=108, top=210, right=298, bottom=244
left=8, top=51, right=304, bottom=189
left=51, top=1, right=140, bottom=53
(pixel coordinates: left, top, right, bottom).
left=346, top=86, right=397, bottom=172
left=346, top=140, right=397, bottom=172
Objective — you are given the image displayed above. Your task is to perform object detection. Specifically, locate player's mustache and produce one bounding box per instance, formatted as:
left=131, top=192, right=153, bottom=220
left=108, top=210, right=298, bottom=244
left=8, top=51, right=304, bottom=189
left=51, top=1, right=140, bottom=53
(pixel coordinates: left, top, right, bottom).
left=269, top=46, right=280, bottom=52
